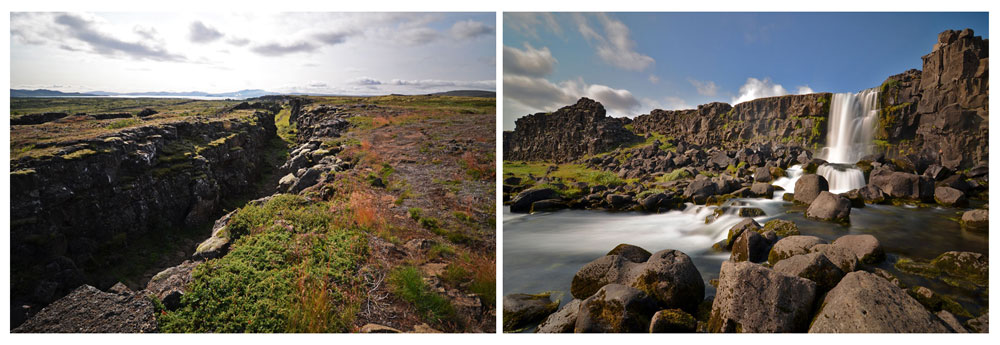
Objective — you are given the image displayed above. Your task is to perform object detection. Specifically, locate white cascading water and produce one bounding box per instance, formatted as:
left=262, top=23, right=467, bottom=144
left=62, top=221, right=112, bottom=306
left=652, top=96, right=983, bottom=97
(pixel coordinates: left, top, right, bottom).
left=820, top=89, right=879, bottom=164
left=809, top=88, right=879, bottom=192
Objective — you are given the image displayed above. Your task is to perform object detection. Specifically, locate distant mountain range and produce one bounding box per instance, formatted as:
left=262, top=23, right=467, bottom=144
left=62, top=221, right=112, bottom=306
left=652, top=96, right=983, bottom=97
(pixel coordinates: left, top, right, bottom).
left=11, top=88, right=496, bottom=99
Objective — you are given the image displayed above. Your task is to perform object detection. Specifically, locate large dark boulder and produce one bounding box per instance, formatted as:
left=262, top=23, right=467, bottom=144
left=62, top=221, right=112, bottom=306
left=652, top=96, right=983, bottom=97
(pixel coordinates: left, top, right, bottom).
left=707, top=261, right=817, bottom=333
left=725, top=218, right=761, bottom=249
left=793, top=174, right=829, bottom=204
left=805, top=191, right=851, bottom=223
left=749, top=182, right=774, bottom=198
left=510, top=188, right=559, bottom=213
left=503, top=293, right=559, bottom=332
left=809, top=271, right=949, bottom=332
left=870, top=171, right=934, bottom=201
left=574, top=284, right=658, bottom=333
left=607, top=244, right=652, bottom=263
left=754, top=167, right=772, bottom=182
left=683, top=178, right=719, bottom=204
left=857, top=184, right=886, bottom=204
left=570, top=248, right=704, bottom=313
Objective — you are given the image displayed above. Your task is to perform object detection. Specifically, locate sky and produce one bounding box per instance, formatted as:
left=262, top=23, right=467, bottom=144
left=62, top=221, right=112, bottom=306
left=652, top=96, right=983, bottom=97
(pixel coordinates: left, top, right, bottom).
left=503, top=12, right=988, bottom=130
left=10, top=12, right=496, bottom=95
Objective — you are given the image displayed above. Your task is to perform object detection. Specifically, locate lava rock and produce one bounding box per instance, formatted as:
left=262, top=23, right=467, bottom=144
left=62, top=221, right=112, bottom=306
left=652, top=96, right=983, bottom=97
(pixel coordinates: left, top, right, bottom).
left=960, top=209, right=988, bottom=231
left=773, top=252, right=845, bottom=292
left=793, top=174, right=829, bottom=204
left=574, top=284, right=659, bottom=333
left=934, top=186, right=968, bottom=207
left=570, top=248, right=704, bottom=313
left=607, top=244, right=652, bottom=263
left=831, top=234, right=885, bottom=264
left=707, top=261, right=817, bottom=333
left=809, top=271, right=949, bottom=333
left=510, top=188, right=559, bottom=213
left=730, top=229, right=770, bottom=263
left=649, top=308, right=697, bottom=333
left=536, top=299, right=582, bottom=333
left=503, top=293, right=559, bottom=332
left=13, top=285, right=157, bottom=333
left=805, top=191, right=851, bottom=223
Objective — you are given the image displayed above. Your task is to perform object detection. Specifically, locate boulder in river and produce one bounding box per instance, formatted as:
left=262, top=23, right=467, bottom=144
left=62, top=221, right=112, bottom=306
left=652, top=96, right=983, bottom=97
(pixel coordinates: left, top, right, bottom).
left=749, top=182, right=774, bottom=198
left=503, top=293, right=559, bottom=332
left=510, top=188, right=559, bottom=213
left=831, top=234, right=885, bottom=264
left=931, top=251, right=988, bottom=285
left=761, top=219, right=799, bottom=237
left=707, top=261, right=817, bottom=333
left=536, top=299, right=582, bottom=333
left=607, top=243, right=652, bottom=263
left=793, top=174, right=829, bottom=204
left=857, top=184, right=886, bottom=204
left=960, top=209, right=988, bottom=231
left=805, top=191, right=851, bottom=223
left=809, top=271, right=949, bottom=333
left=934, top=186, right=968, bottom=207
left=768, top=235, right=827, bottom=265
left=730, top=229, right=771, bottom=263
left=574, top=284, right=659, bottom=333
left=725, top=218, right=761, bottom=249
left=870, top=171, right=934, bottom=201
left=809, top=243, right=859, bottom=273
left=571, top=248, right=704, bottom=313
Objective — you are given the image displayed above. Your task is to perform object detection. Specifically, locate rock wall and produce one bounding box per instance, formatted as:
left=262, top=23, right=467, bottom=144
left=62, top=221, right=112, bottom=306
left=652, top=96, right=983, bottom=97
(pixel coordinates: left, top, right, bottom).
left=876, top=29, right=988, bottom=171
left=504, top=98, right=638, bottom=163
left=9, top=109, right=277, bottom=313
left=632, top=93, right=832, bottom=150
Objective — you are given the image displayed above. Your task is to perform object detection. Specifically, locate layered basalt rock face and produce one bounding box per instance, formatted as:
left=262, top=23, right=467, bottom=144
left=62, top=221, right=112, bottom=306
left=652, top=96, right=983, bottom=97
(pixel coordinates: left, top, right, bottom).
left=504, top=97, right=638, bottom=163
left=876, top=29, right=989, bottom=171
left=9, top=109, right=278, bottom=318
left=632, top=93, right=832, bottom=150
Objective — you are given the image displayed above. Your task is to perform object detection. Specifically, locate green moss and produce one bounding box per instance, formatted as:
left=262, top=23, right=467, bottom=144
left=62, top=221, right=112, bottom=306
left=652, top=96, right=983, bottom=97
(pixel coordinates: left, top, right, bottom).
left=762, top=219, right=800, bottom=237
left=62, top=148, right=97, bottom=160
left=659, top=168, right=693, bottom=182
left=11, top=168, right=36, bottom=176
left=894, top=257, right=941, bottom=279
left=106, top=117, right=142, bottom=130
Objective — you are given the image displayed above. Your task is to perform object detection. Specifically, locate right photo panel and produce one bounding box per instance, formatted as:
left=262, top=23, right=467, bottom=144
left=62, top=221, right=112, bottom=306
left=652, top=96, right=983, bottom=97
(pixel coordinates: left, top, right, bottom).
left=502, top=12, right=989, bottom=333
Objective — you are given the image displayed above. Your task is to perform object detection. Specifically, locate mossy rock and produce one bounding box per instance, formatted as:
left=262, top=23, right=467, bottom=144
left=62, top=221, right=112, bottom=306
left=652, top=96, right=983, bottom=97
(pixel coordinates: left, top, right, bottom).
left=649, top=308, right=697, bottom=333
left=502, top=293, right=559, bottom=332
left=782, top=193, right=795, bottom=202
left=770, top=166, right=786, bottom=178
left=762, top=219, right=800, bottom=237
left=737, top=207, right=766, bottom=217
left=930, top=251, right=988, bottom=285
left=894, top=257, right=940, bottom=279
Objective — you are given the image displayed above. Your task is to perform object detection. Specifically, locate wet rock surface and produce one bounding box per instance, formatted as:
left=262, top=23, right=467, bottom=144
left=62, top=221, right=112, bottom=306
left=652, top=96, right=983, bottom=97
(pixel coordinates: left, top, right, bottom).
left=13, top=285, right=157, bottom=333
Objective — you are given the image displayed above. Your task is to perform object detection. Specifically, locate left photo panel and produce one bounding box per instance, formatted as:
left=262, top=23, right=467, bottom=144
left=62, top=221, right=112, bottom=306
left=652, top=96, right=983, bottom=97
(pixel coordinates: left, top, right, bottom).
left=9, top=12, right=497, bottom=333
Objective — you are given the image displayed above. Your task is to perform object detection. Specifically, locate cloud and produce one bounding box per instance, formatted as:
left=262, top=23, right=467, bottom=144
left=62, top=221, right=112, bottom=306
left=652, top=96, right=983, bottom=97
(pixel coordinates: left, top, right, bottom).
left=250, top=41, right=318, bottom=56
left=226, top=37, right=250, bottom=47
left=505, top=13, right=563, bottom=39
left=133, top=25, right=158, bottom=40
left=313, top=30, right=356, bottom=46
left=395, top=27, right=440, bottom=45
left=308, top=81, right=328, bottom=88
left=450, top=20, right=494, bottom=40
left=189, top=21, right=224, bottom=43
left=797, top=86, right=815, bottom=94
left=350, top=77, right=382, bottom=85
left=51, top=13, right=185, bottom=62
left=503, top=43, right=557, bottom=77
left=574, top=13, right=654, bottom=71
left=688, top=78, right=719, bottom=96
left=504, top=74, right=640, bottom=116
left=648, top=75, right=660, bottom=84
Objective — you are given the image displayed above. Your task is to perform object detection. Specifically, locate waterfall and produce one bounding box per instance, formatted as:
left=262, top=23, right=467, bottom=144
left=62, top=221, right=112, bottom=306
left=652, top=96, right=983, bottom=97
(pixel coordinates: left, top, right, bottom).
left=820, top=89, right=879, bottom=164
left=817, top=163, right=866, bottom=193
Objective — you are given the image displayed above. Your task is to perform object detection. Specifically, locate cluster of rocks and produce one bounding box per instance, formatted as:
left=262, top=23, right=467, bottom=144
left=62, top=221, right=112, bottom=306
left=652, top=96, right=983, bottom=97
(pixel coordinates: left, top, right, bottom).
left=10, top=109, right=279, bottom=325
left=503, top=98, right=638, bottom=163
left=506, top=231, right=988, bottom=333
left=277, top=141, right=349, bottom=194
left=11, top=112, right=70, bottom=125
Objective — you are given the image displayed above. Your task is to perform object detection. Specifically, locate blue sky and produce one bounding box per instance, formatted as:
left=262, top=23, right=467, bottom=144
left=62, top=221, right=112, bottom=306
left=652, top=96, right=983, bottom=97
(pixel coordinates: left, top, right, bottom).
left=503, top=12, right=988, bottom=130
left=11, top=12, right=495, bottom=95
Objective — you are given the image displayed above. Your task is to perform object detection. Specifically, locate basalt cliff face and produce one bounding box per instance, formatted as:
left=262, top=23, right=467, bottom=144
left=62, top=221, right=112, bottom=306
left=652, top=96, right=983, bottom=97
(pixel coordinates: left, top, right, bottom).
left=876, top=29, right=988, bottom=171
left=10, top=109, right=278, bottom=322
left=632, top=93, right=832, bottom=150
left=503, top=98, right=638, bottom=163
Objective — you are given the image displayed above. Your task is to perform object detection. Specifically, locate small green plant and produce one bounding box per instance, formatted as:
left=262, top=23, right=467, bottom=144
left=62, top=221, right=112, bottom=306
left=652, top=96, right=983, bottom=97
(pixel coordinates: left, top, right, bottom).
left=388, top=266, right=456, bottom=324
left=659, top=168, right=692, bottom=182
left=408, top=207, right=423, bottom=221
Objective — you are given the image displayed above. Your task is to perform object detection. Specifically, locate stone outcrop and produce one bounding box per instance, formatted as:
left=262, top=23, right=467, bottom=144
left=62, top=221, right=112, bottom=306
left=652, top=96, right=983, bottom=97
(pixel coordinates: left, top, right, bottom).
left=503, top=293, right=559, bottom=332
left=504, top=98, right=638, bottom=163
left=875, top=29, right=988, bottom=171
left=10, top=109, right=278, bottom=315
left=574, top=284, right=659, bottom=333
left=571, top=248, right=704, bottom=313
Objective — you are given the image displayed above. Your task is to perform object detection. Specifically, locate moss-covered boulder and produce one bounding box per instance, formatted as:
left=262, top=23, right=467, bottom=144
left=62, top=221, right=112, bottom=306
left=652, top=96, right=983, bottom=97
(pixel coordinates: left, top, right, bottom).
left=574, top=284, right=658, bottom=333
left=649, top=308, right=697, bottom=333
left=762, top=219, right=800, bottom=237
left=503, top=293, right=559, bottom=332
left=931, top=251, right=988, bottom=285
left=960, top=209, right=988, bottom=231
left=730, top=229, right=771, bottom=263
left=607, top=243, right=652, bottom=263
left=570, top=248, right=704, bottom=313
left=725, top=218, right=761, bottom=249
left=907, top=286, right=972, bottom=318
left=773, top=252, right=846, bottom=292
